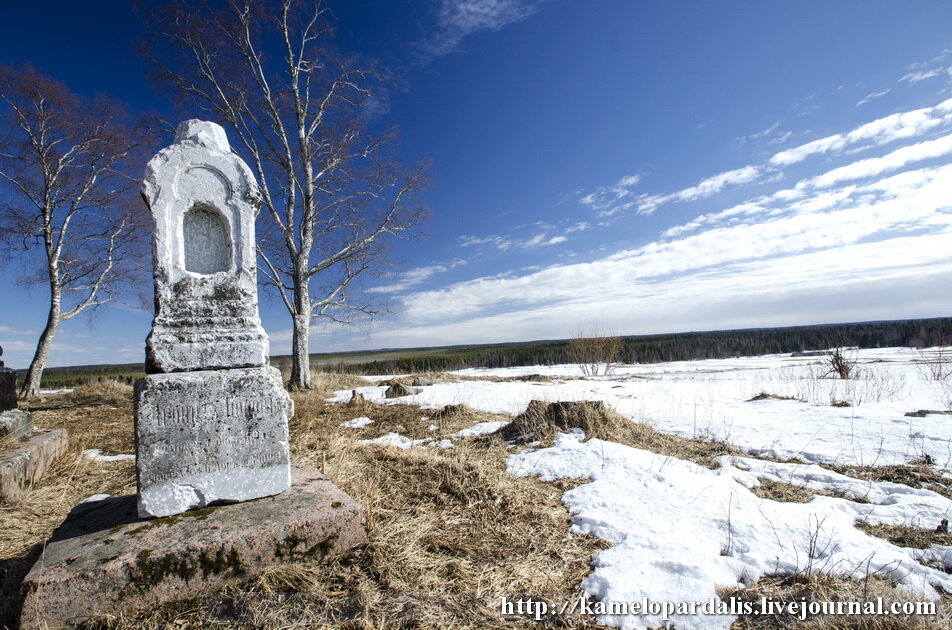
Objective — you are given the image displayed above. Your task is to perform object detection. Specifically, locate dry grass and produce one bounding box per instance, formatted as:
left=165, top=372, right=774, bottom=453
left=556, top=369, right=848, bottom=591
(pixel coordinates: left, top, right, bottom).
left=500, top=399, right=740, bottom=468
left=1, top=379, right=136, bottom=624
left=724, top=573, right=952, bottom=629
left=825, top=463, right=952, bottom=501
left=855, top=521, right=952, bottom=550
left=750, top=479, right=871, bottom=504
left=1, top=375, right=611, bottom=629
left=6, top=372, right=951, bottom=629
left=750, top=479, right=816, bottom=503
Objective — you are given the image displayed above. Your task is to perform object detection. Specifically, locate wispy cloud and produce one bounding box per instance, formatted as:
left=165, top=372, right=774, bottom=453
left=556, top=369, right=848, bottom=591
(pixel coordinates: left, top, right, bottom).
left=420, top=0, right=539, bottom=60
left=769, top=98, right=952, bottom=166
left=367, top=260, right=467, bottom=294
left=735, top=122, right=791, bottom=146
left=460, top=230, right=568, bottom=251
left=579, top=173, right=641, bottom=213
left=900, top=67, right=952, bottom=84
left=856, top=89, right=890, bottom=106
left=628, top=165, right=763, bottom=216
left=398, top=161, right=952, bottom=326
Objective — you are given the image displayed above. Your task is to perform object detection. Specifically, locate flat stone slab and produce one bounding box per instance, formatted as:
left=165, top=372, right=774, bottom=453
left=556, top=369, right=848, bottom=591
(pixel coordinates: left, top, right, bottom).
left=19, top=466, right=365, bottom=629
left=134, top=366, right=292, bottom=518
left=0, top=428, right=68, bottom=502
left=0, top=409, right=34, bottom=439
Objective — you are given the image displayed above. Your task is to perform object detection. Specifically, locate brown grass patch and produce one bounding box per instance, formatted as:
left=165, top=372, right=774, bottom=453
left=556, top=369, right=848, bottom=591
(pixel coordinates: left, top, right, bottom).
left=750, top=479, right=871, bottom=504
left=501, top=399, right=740, bottom=468
left=724, top=573, right=951, bottom=629
left=856, top=521, right=952, bottom=550
left=825, top=463, right=952, bottom=501
left=2, top=376, right=612, bottom=629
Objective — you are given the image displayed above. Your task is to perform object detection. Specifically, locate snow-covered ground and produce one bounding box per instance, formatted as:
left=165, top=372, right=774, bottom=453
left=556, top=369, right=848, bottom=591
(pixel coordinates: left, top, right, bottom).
left=330, top=347, right=952, bottom=468
left=329, top=347, right=952, bottom=629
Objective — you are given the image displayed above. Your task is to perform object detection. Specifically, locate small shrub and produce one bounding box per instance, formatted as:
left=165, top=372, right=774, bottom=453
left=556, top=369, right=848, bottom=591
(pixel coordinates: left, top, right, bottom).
left=566, top=328, right=621, bottom=376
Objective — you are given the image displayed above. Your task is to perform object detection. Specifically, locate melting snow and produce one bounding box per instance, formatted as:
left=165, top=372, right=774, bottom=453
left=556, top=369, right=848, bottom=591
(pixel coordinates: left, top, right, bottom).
left=509, top=432, right=952, bottom=629
left=341, top=416, right=374, bottom=428
left=82, top=449, right=134, bottom=462
left=452, top=420, right=508, bottom=437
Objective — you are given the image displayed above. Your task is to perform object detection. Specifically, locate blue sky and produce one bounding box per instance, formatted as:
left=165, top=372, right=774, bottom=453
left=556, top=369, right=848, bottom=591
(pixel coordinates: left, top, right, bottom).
left=2, top=1, right=952, bottom=368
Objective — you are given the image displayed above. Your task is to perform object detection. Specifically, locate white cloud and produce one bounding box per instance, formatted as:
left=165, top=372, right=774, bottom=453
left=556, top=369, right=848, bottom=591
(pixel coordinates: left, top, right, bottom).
left=769, top=97, right=952, bottom=166
left=460, top=230, right=568, bottom=251
left=631, top=165, right=762, bottom=215
left=735, top=122, right=791, bottom=146
left=900, top=67, right=952, bottom=84
left=367, top=263, right=460, bottom=294
left=0, top=325, right=35, bottom=336
left=421, top=0, right=539, bottom=59
left=398, top=160, right=952, bottom=327
left=856, top=89, right=890, bottom=106
left=807, top=133, right=952, bottom=189
left=579, top=173, right=641, bottom=213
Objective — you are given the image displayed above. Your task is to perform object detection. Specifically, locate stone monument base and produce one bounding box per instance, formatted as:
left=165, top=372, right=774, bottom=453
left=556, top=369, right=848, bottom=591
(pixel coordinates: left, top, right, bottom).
left=134, top=365, right=292, bottom=518
left=19, top=466, right=365, bottom=629
left=0, top=427, right=68, bottom=502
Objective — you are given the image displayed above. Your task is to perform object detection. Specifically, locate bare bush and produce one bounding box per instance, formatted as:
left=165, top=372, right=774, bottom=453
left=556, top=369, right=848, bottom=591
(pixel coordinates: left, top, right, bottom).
left=916, top=345, right=952, bottom=410
left=825, top=347, right=855, bottom=379
left=566, top=328, right=622, bottom=376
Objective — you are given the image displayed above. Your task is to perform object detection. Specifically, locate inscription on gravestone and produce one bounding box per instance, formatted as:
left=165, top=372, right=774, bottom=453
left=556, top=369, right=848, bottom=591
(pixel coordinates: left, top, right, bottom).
left=134, top=120, right=292, bottom=518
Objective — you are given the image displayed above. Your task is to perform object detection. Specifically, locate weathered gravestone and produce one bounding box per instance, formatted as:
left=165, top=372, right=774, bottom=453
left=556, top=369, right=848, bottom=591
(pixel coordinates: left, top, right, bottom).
left=0, top=345, right=69, bottom=502
left=18, top=121, right=365, bottom=628
left=0, top=345, right=17, bottom=412
left=135, top=119, right=291, bottom=518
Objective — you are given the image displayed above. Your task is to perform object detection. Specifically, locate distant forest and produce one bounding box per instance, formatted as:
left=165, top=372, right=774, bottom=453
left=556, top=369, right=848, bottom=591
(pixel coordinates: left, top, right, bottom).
left=292, top=316, right=952, bottom=375
left=28, top=317, right=952, bottom=388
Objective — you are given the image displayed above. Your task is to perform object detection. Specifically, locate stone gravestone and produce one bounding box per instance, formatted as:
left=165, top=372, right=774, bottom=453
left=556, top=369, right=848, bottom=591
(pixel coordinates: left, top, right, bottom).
left=0, top=345, right=17, bottom=411
left=18, top=121, right=365, bottom=628
left=134, top=119, right=292, bottom=518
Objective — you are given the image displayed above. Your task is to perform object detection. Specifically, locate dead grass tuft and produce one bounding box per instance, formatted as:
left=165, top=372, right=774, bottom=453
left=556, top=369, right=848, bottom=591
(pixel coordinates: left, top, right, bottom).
left=750, top=479, right=871, bottom=505
left=856, top=521, right=952, bottom=550
left=826, top=463, right=952, bottom=501
left=307, top=371, right=372, bottom=400
left=751, top=479, right=815, bottom=503
left=724, top=573, right=951, bottom=629
left=500, top=399, right=740, bottom=468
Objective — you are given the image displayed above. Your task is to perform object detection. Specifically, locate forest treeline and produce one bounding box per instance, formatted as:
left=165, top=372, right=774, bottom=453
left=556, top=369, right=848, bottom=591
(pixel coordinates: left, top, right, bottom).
left=300, top=317, right=952, bottom=375
left=27, top=317, right=952, bottom=388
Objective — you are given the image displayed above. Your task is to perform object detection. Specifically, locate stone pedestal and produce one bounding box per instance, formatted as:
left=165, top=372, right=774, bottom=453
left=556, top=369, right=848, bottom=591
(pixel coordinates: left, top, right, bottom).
left=0, top=367, right=17, bottom=412
left=134, top=366, right=292, bottom=518
left=19, top=466, right=365, bottom=629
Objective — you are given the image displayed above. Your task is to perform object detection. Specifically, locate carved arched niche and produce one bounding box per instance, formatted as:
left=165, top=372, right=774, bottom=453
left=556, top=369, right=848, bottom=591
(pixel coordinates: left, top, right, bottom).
left=182, top=203, right=232, bottom=275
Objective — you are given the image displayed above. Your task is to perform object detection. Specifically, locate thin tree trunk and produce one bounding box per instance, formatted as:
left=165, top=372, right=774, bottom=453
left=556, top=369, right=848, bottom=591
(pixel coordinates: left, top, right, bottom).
left=289, top=263, right=312, bottom=389
left=289, top=312, right=311, bottom=389
left=21, top=290, right=60, bottom=399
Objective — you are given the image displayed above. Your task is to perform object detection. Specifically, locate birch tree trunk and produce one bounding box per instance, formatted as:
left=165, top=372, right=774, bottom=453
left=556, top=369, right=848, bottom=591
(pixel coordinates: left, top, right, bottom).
left=20, top=285, right=60, bottom=398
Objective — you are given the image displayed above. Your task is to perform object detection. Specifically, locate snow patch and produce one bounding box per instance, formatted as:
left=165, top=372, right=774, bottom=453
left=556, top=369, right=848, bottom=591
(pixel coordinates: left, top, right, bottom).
left=508, top=432, right=952, bottom=630
left=341, top=416, right=374, bottom=428
left=82, top=449, right=134, bottom=462
left=452, top=420, right=508, bottom=437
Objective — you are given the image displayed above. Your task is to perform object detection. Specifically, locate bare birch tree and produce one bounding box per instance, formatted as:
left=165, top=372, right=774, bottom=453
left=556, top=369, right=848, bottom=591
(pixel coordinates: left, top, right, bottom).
left=142, top=0, right=426, bottom=389
left=0, top=64, right=148, bottom=398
